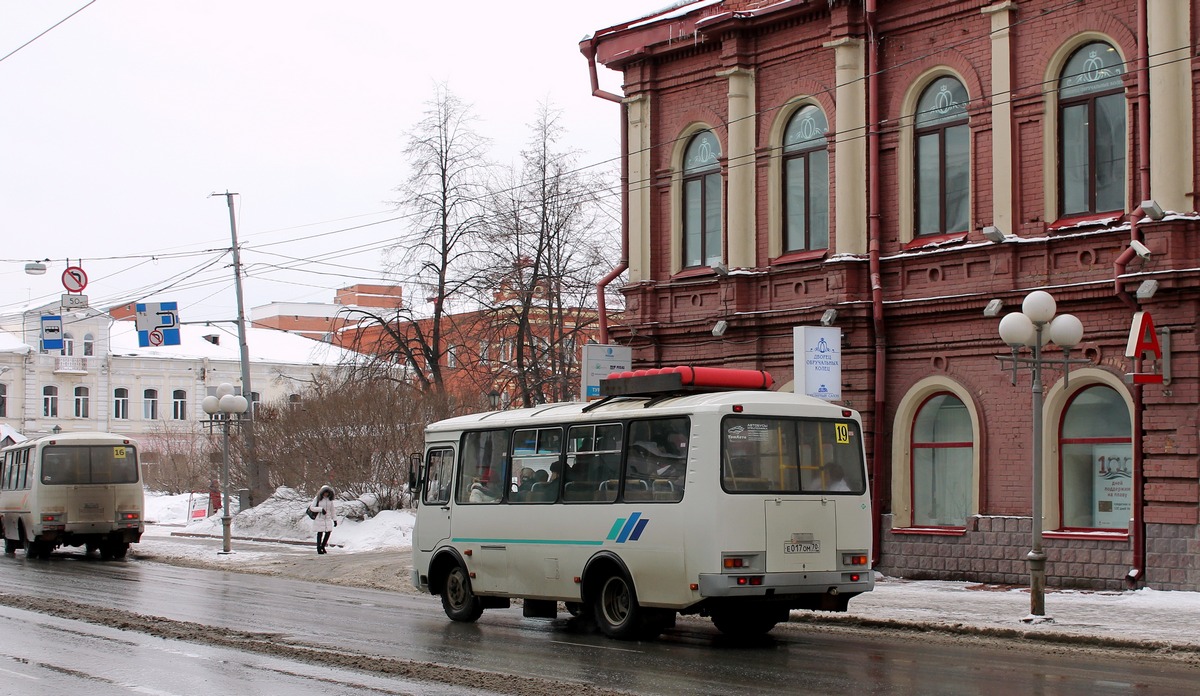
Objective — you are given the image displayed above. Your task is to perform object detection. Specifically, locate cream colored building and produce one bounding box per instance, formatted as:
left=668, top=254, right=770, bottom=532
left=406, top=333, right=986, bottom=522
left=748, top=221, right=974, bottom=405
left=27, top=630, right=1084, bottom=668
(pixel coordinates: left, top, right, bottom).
left=0, top=303, right=357, bottom=442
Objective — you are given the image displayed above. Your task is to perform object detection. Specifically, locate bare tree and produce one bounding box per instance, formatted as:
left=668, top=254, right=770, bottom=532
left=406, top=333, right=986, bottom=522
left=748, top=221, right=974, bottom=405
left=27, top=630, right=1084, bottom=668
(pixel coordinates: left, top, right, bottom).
left=140, top=420, right=218, bottom=495
left=474, top=102, right=616, bottom=405
left=344, top=84, right=490, bottom=395
left=251, top=373, right=453, bottom=511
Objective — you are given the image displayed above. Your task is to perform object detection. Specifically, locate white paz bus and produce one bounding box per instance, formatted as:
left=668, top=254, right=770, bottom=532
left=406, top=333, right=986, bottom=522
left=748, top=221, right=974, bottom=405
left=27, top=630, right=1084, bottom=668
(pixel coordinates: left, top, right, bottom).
left=0, top=432, right=145, bottom=560
left=411, top=367, right=874, bottom=640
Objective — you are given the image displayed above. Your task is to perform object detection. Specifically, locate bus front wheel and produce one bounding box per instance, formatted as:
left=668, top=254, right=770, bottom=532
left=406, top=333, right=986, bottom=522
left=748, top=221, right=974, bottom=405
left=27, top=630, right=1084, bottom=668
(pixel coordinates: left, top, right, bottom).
left=441, top=564, right=483, bottom=623
left=593, top=572, right=658, bottom=640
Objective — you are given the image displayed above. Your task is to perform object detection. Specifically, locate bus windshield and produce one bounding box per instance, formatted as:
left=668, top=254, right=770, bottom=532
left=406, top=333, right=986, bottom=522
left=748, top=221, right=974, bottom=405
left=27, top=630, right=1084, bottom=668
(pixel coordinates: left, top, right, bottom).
left=721, top=416, right=865, bottom=494
left=40, top=445, right=139, bottom=485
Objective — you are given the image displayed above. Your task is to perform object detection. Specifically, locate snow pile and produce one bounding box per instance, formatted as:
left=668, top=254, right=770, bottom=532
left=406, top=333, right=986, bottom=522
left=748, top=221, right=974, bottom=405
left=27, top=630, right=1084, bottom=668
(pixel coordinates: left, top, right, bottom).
left=144, top=487, right=415, bottom=552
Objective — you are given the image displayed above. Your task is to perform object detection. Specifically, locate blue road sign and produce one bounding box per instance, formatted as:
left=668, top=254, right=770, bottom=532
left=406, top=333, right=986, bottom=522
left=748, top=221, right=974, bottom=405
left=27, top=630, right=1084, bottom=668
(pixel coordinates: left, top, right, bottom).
left=135, top=302, right=181, bottom=347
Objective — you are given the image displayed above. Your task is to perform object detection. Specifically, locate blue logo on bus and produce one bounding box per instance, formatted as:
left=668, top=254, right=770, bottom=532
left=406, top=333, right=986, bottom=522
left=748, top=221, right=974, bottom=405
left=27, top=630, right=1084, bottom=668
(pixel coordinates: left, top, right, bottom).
left=606, top=513, right=648, bottom=543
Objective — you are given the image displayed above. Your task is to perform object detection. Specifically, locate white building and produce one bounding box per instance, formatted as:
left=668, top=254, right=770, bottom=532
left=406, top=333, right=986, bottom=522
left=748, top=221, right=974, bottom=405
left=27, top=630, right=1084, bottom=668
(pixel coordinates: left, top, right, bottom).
left=0, top=303, right=360, bottom=443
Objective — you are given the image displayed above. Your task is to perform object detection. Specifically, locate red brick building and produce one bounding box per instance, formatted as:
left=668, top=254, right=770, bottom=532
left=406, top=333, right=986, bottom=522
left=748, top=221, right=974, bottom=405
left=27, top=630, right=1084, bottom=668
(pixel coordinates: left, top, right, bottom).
left=586, top=0, right=1198, bottom=590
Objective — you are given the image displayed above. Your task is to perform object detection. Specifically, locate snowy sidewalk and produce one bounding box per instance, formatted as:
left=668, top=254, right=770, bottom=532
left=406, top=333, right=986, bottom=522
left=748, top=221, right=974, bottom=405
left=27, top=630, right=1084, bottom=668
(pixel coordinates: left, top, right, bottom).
left=805, top=575, right=1200, bottom=651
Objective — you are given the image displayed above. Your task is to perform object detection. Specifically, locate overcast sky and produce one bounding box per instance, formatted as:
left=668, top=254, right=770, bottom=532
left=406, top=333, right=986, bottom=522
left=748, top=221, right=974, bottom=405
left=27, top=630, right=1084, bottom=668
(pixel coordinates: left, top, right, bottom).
left=0, top=0, right=660, bottom=325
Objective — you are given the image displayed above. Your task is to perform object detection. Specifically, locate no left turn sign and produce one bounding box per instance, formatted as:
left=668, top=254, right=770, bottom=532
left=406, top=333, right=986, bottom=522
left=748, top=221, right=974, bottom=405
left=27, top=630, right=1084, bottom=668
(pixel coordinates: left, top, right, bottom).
left=62, top=266, right=88, bottom=293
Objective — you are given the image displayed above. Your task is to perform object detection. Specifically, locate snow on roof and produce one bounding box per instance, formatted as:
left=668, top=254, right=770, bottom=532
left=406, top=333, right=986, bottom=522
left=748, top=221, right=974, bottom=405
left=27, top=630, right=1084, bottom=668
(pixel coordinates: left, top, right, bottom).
left=0, top=424, right=27, bottom=444
left=108, top=321, right=360, bottom=366
left=0, top=329, right=33, bottom=355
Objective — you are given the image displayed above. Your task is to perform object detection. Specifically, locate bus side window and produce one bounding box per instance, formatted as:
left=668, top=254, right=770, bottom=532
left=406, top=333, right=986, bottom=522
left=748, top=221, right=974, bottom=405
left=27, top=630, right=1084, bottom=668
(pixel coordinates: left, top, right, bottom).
left=458, top=430, right=508, bottom=504
left=423, top=448, right=454, bottom=506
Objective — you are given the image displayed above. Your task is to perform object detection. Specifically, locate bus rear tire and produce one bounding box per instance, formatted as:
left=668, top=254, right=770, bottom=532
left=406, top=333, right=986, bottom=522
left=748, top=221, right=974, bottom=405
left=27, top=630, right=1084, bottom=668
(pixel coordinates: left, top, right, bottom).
left=711, top=605, right=787, bottom=637
left=593, top=572, right=658, bottom=640
left=111, top=542, right=130, bottom=560
left=24, top=538, right=50, bottom=560
left=4, top=537, right=16, bottom=555
left=441, top=564, right=483, bottom=623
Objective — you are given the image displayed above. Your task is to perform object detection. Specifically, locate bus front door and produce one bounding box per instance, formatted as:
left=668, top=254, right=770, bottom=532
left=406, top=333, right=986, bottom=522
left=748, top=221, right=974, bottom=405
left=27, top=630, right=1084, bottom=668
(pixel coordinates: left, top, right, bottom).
left=416, top=445, right=454, bottom=553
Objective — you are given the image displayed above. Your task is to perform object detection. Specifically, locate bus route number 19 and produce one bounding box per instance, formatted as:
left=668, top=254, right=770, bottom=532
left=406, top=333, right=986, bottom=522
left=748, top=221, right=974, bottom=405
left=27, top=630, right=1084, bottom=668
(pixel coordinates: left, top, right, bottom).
left=835, top=423, right=850, bottom=444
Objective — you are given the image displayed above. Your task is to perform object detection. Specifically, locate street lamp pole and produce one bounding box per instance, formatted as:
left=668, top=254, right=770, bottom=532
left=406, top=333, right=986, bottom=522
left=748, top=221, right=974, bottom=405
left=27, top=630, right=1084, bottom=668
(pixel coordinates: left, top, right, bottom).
left=202, top=383, right=248, bottom=554
left=996, top=290, right=1089, bottom=619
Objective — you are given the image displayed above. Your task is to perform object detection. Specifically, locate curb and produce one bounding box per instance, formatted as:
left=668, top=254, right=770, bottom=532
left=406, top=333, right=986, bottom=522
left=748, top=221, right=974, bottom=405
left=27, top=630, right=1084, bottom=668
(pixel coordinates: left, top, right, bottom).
left=167, top=532, right=341, bottom=549
left=789, top=612, right=1200, bottom=654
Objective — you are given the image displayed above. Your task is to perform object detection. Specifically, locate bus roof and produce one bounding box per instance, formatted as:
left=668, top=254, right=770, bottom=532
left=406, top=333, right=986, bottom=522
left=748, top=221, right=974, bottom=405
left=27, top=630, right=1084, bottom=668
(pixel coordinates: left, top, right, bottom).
left=3, top=431, right=140, bottom=449
left=425, top=390, right=855, bottom=435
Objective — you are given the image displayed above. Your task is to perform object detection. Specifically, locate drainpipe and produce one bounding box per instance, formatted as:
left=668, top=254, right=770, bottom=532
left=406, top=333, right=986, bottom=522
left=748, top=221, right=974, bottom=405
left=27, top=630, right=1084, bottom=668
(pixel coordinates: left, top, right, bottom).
left=865, top=0, right=886, bottom=564
left=585, top=40, right=629, bottom=344
left=1123, top=0, right=1153, bottom=586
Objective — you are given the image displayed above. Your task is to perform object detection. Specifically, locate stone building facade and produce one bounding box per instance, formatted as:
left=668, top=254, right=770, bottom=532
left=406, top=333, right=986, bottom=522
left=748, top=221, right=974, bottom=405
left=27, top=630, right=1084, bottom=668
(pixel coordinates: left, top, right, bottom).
left=586, top=0, right=1198, bottom=590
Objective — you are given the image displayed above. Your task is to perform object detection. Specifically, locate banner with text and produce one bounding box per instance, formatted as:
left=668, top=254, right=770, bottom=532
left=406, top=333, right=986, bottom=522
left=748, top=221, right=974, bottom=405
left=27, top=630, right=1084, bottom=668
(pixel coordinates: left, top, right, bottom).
left=794, top=326, right=842, bottom=401
left=581, top=344, right=632, bottom=401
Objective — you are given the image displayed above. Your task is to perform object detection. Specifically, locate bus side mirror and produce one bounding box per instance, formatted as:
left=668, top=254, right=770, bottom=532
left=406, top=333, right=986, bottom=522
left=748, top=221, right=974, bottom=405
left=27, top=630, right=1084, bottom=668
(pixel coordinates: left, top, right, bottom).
left=408, top=453, right=420, bottom=497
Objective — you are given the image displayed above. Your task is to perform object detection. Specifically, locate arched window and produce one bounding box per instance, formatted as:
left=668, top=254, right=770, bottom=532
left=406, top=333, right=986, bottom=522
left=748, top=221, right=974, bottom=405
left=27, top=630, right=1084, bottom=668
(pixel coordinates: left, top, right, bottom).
left=914, top=76, right=969, bottom=236
left=143, top=389, right=158, bottom=420
left=782, top=105, right=829, bottom=252
left=911, top=393, right=973, bottom=526
left=74, top=386, right=90, bottom=419
left=172, top=389, right=187, bottom=420
left=1059, top=385, right=1131, bottom=529
left=43, top=386, right=58, bottom=418
left=113, top=387, right=129, bottom=420
left=1059, top=41, right=1125, bottom=216
left=83, top=333, right=95, bottom=357
left=682, top=130, right=722, bottom=268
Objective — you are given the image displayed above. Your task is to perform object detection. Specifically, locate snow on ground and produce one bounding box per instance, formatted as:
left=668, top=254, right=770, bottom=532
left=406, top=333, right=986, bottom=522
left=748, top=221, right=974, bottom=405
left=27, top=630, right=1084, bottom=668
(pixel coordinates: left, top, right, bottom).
left=144, top=488, right=414, bottom=552
left=141, top=488, right=1200, bottom=650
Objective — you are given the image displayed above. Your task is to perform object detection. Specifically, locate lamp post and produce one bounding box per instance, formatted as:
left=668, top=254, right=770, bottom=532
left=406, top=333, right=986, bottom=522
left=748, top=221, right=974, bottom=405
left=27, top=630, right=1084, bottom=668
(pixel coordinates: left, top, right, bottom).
left=996, top=290, right=1090, bottom=618
left=202, top=383, right=248, bottom=554
left=488, top=390, right=500, bottom=410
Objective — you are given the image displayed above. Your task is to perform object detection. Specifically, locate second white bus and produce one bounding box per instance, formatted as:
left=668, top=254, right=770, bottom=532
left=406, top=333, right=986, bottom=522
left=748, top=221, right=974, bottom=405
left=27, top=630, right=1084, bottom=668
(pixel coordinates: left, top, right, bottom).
left=411, top=368, right=873, bottom=640
left=1, top=431, right=145, bottom=560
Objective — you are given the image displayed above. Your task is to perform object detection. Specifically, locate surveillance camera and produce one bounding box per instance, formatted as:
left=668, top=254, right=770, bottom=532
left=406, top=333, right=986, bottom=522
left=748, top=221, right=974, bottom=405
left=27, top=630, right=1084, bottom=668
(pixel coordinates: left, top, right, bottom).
left=1130, top=240, right=1151, bottom=260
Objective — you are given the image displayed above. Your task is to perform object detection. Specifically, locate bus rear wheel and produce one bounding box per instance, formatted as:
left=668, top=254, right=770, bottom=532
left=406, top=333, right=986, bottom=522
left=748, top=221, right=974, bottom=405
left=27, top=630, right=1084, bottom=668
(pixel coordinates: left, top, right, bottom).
left=441, top=564, right=483, bottom=623
left=23, top=538, right=50, bottom=560
left=711, top=605, right=788, bottom=637
left=593, top=572, right=659, bottom=640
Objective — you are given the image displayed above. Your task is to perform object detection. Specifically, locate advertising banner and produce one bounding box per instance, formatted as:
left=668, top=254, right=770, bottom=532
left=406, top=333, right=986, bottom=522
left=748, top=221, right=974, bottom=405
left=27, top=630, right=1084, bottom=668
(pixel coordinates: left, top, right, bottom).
left=1092, top=444, right=1133, bottom=529
left=582, top=344, right=632, bottom=401
left=793, top=326, right=842, bottom=401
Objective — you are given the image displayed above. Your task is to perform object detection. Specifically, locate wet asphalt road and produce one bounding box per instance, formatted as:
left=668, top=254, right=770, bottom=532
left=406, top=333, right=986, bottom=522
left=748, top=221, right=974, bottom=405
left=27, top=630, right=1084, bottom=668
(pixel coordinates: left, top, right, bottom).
left=0, top=550, right=1196, bottom=695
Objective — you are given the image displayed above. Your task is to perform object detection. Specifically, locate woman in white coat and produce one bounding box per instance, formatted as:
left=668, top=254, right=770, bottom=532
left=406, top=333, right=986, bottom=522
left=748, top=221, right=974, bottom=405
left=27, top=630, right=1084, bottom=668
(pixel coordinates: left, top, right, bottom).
left=309, top=485, right=337, bottom=554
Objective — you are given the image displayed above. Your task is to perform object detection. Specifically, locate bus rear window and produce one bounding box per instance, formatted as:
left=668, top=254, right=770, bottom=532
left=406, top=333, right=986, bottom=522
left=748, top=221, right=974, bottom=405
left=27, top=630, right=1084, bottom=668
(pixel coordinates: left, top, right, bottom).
left=41, top=445, right=139, bottom=485
left=721, top=416, right=864, bottom=494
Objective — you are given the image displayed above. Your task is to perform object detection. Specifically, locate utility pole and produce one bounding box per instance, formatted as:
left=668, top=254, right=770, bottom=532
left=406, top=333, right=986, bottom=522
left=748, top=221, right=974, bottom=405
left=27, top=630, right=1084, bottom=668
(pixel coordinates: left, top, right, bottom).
left=215, top=191, right=263, bottom=506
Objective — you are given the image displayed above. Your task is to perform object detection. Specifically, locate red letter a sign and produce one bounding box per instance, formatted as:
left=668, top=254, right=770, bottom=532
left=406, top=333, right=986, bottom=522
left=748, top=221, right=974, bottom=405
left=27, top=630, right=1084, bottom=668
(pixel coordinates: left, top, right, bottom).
left=1125, top=311, right=1164, bottom=384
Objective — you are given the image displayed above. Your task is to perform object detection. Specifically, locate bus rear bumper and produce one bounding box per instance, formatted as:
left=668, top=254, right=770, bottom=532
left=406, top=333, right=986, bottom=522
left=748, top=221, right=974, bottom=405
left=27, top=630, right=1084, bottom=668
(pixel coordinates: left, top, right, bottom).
left=697, top=570, right=874, bottom=601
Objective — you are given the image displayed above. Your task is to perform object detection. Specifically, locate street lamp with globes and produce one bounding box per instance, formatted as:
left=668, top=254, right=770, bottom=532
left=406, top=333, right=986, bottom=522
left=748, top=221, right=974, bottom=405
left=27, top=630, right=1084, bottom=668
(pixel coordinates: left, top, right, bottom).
left=996, top=290, right=1090, bottom=619
left=202, top=383, right=248, bottom=554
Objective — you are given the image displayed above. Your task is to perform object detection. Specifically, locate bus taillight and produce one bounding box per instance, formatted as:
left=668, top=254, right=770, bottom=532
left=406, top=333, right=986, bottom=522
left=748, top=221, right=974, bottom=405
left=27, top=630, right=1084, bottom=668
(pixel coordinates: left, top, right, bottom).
left=735, top=576, right=764, bottom=586
left=119, top=512, right=139, bottom=521
left=41, top=513, right=65, bottom=530
left=842, top=553, right=869, bottom=566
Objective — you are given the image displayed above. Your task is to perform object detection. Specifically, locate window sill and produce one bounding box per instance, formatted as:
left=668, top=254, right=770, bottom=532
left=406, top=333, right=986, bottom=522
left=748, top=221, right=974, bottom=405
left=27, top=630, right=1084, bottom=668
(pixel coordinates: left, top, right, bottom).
left=1044, top=529, right=1129, bottom=541
left=671, top=266, right=720, bottom=281
left=903, top=232, right=967, bottom=250
left=1047, top=212, right=1123, bottom=232
left=889, top=526, right=967, bottom=537
left=770, top=249, right=828, bottom=266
